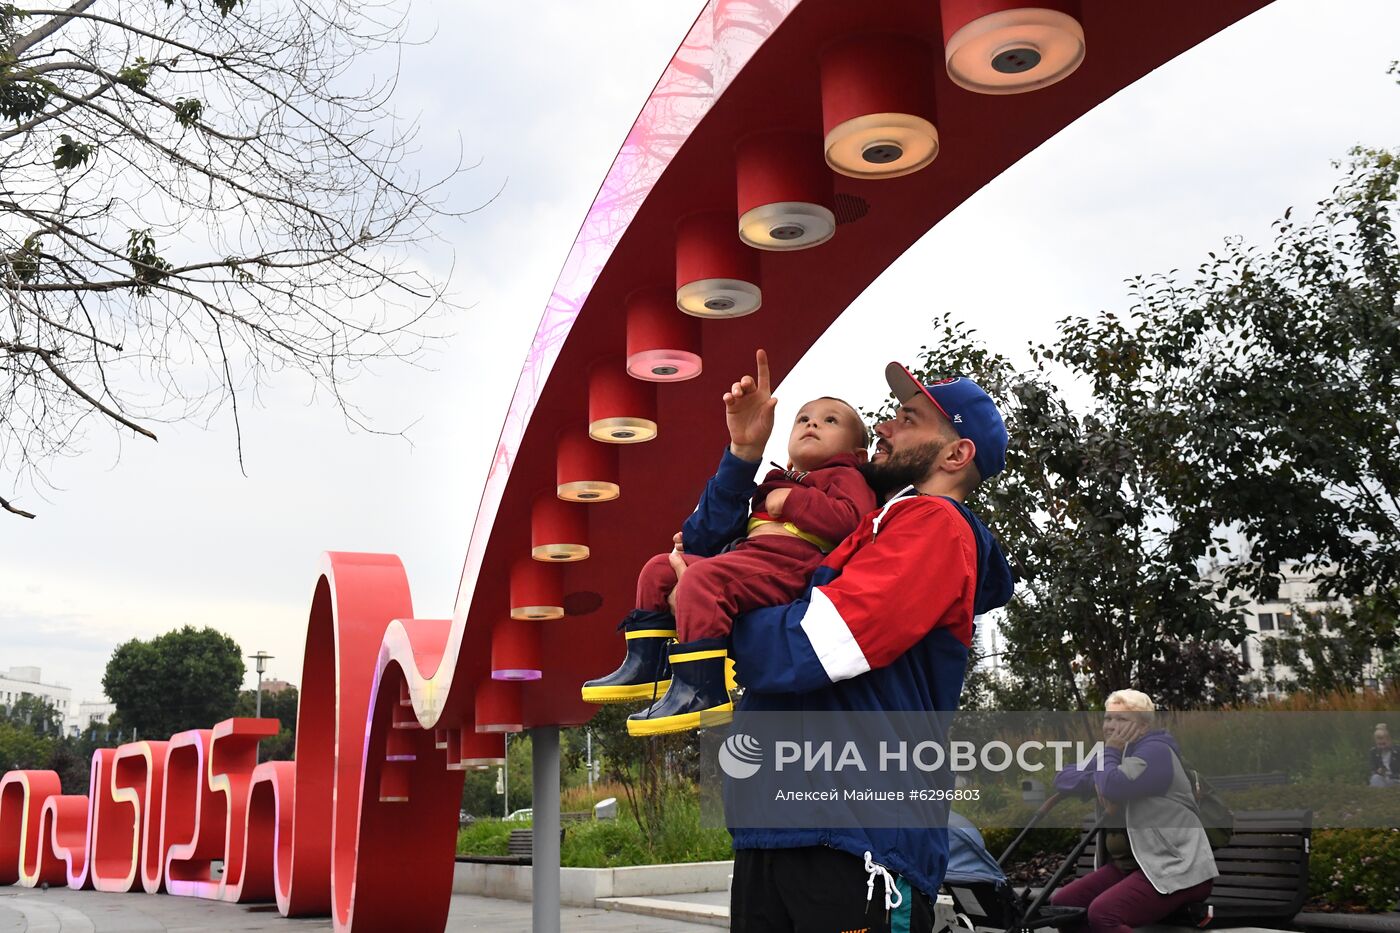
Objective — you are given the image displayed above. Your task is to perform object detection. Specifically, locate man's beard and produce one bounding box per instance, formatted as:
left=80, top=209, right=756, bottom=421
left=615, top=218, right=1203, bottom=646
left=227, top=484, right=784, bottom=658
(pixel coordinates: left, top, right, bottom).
left=859, top=440, right=943, bottom=499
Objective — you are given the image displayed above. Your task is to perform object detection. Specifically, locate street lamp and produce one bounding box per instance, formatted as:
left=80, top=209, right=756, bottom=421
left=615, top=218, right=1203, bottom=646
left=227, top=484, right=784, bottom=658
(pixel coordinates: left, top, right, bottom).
left=248, top=651, right=274, bottom=718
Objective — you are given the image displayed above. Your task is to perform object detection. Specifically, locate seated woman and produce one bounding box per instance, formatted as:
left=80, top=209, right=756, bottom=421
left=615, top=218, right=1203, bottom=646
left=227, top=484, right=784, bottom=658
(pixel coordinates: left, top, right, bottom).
left=1049, top=689, right=1217, bottom=933
left=1369, top=724, right=1399, bottom=787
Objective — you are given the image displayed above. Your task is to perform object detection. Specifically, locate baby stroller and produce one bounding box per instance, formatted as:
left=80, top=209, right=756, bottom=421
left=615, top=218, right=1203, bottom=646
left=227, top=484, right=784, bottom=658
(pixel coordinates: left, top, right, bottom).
left=943, top=796, right=1106, bottom=933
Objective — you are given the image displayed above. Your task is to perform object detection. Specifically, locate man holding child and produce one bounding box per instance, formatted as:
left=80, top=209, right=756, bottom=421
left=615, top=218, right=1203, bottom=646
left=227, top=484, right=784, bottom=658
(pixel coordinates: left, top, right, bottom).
left=674, top=350, right=1014, bottom=933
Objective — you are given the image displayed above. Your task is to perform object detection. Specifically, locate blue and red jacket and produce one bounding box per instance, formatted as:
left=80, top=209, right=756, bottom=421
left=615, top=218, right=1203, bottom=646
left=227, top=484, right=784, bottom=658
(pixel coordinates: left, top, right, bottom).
left=683, top=449, right=1014, bottom=898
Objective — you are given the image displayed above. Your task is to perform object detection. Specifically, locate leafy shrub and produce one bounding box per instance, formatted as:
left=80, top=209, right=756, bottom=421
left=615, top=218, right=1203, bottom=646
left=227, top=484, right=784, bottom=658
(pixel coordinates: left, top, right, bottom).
left=456, top=818, right=513, bottom=857
left=1311, top=829, right=1400, bottom=911
left=561, top=819, right=651, bottom=867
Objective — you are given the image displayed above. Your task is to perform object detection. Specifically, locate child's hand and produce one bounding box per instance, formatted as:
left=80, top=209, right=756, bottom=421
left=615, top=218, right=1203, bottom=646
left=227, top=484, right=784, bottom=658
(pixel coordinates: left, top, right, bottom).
left=765, top=488, right=791, bottom=518
left=672, top=532, right=684, bottom=553
left=667, top=548, right=687, bottom=614
left=725, top=348, right=778, bottom=462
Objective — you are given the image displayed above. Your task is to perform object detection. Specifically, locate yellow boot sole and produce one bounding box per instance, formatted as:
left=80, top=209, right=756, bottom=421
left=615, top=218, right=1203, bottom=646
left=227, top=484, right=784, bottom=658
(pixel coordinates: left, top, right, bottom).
left=626, top=702, right=734, bottom=737
left=580, top=680, right=671, bottom=704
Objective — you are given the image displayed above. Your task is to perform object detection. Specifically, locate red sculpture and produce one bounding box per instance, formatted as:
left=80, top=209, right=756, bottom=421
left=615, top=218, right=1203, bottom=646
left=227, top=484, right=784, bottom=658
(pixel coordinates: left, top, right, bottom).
left=1, top=2, right=1271, bottom=929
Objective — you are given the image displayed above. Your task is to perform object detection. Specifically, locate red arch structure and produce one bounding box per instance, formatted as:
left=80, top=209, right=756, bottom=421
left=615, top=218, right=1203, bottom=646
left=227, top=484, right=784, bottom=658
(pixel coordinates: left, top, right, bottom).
left=2, top=2, right=1272, bottom=929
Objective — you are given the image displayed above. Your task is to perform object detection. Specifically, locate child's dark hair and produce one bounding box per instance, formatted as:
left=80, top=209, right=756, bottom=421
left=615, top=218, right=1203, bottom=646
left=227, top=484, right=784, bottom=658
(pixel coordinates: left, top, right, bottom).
left=818, top=397, right=871, bottom=449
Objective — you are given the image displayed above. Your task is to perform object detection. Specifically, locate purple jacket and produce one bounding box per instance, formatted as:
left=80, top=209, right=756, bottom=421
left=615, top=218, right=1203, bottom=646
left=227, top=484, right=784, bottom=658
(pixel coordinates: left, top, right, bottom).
left=1053, top=729, right=1183, bottom=802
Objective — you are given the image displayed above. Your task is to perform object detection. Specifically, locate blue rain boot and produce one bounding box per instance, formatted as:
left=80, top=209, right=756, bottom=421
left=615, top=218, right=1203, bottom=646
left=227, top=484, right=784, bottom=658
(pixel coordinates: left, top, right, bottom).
left=580, top=609, right=675, bottom=704
left=626, top=638, right=733, bottom=736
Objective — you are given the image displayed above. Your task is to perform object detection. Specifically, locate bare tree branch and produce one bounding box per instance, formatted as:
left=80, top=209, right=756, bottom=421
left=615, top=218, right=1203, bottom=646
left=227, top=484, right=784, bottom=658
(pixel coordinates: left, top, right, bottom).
left=0, top=0, right=467, bottom=517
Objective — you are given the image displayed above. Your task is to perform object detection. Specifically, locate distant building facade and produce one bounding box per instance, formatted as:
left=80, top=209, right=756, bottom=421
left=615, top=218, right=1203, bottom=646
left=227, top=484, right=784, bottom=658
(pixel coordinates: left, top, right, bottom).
left=261, top=679, right=295, bottom=695
left=1222, top=567, right=1390, bottom=698
left=0, top=666, right=72, bottom=725
left=71, top=699, right=117, bottom=734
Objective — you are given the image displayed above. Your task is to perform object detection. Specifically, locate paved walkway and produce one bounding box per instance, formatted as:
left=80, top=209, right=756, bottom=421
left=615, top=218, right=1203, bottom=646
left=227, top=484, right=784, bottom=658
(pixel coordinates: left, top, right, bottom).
left=0, top=888, right=719, bottom=932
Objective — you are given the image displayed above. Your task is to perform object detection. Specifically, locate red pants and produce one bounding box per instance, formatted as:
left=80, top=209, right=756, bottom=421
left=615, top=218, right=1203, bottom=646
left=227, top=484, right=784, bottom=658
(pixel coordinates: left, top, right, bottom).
left=1050, top=864, right=1213, bottom=933
left=635, top=534, right=825, bottom=641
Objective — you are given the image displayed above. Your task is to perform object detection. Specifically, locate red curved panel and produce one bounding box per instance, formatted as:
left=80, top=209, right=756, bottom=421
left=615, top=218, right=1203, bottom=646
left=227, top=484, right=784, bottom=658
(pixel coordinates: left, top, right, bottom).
left=0, top=771, right=61, bottom=886
left=159, top=729, right=225, bottom=897
left=99, top=740, right=168, bottom=893
left=0, top=3, right=1275, bottom=930
left=38, top=793, right=88, bottom=888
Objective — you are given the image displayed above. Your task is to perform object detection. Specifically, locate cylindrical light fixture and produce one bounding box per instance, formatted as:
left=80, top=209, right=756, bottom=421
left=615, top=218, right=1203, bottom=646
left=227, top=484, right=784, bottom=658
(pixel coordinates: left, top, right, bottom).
left=674, top=211, right=762, bottom=318
left=491, top=619, right=542, bottom=681
left=588, top=358, right=657, bottom=444
left=378, top=761, right=410, bottom=803
left=625, top=287, right=702, bottom=381
left=556, top=428, right=620, bottom=503
left=531, top=492, right=589, bottom=562
left=821, top=34, right=940, bottom=179
left=942, top=0, right=1085, bottom=95
left=458, top=729, right=506, bottom=768
left=510, top=558, right=564, bottom=620
left=475, top=678, right=524, bottom=734
left=736, top=131, right=836, bottom=251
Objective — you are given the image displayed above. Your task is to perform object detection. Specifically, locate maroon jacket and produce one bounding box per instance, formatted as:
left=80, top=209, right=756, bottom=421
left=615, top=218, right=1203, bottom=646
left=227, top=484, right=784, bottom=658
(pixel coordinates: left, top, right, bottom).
left=752, top=452, right=878, bottom=549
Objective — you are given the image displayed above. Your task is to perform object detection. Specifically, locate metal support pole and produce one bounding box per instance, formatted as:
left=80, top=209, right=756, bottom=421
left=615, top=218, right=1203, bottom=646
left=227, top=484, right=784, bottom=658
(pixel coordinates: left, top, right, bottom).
left=532, top=725, right=560, bottom=933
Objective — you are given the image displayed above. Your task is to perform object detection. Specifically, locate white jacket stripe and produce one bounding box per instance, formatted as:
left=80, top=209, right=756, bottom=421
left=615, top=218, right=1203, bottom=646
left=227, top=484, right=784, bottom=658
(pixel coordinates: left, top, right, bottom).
left=801, top=587, right=872, bottom=683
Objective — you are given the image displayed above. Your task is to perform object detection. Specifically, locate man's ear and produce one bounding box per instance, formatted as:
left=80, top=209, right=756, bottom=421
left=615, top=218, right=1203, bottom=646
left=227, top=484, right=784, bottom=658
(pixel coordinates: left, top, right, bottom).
left=851, top=448, right=869, bottom=465
left=944, top=438, right=976, bottom=472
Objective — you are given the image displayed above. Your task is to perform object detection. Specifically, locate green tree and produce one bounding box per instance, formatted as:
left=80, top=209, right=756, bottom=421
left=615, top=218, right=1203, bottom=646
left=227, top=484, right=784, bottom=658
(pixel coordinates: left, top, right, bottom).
left=103, top=625, right=244, bottom=738
left=1118, top=148, right=1399, bottom=622
left=879, top=314, right=1248, bottom=710
left=0, top=722, right=53, bottom=771
left=0, top=695, right=60, bottom=772
left=0, top=0, right=462, bottom=519
left=233, top=685, right=298, bottom=760
left=0, top=693, right=63, bottom=734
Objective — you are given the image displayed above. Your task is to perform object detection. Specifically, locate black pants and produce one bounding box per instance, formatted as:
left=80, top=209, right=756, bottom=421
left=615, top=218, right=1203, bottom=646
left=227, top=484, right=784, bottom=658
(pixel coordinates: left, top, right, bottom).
left=731, top=846, right=936, bottom=932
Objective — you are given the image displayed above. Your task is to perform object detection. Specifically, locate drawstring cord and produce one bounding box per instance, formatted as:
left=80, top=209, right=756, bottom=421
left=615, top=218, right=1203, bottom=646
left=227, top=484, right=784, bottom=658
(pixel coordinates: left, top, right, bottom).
left=863, top=850, right=903, bottom=912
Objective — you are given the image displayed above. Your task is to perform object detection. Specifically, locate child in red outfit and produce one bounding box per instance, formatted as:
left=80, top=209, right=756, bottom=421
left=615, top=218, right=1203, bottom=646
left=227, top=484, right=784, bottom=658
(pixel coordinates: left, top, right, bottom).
left=582, top=396, right=876, bottom=735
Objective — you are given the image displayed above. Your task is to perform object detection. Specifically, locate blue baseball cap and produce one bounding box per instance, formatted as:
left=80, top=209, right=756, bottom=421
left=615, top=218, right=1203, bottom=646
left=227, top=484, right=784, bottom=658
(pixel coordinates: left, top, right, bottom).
left=884, top=364, right=1008, bottom=480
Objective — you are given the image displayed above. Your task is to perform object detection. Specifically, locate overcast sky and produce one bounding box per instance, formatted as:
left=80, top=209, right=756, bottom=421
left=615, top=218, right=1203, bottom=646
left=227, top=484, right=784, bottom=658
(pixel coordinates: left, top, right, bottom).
left=2, top=0, right=1398, bottom=711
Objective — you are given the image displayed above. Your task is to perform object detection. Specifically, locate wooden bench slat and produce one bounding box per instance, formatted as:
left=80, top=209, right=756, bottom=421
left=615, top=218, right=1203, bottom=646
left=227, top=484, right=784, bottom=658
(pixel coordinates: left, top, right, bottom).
left=1210, top=884, right=1302, bottom=901
left=1211, top=847, right=1306, bottom=862
left=1223, top=833, right=1307, bottom=847
left=1203, top=873, right=1312, bottom=890
left=1212, top=859, right=1308, bottom=876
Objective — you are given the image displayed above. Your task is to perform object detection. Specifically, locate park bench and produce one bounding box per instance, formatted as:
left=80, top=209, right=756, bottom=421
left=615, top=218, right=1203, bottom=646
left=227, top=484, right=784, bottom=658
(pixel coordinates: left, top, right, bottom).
left=456, top=827, right=568, bottom=866
left=1204, top=772, right=1289, bottom=791
left=1073, top=809, right=1312, bottom=927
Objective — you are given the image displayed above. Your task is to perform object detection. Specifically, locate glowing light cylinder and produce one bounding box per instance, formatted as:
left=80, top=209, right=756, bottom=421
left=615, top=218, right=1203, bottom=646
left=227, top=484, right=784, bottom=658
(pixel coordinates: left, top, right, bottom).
left=491, top=619, right=542, bottom=681
left=735, top=131, right=836, bottom=251
left=510, top=557, right=565, bottom=620
left=625, top=287, right=702, bottom=381
left=458, top=728, right=506, bottom=769
left=674, top=210, right=762, bottom=318
left=941, top=0, right=1085, bottom=95
left=475, top=679, right=524, bottom=734
left=588, top=359, right=657, bottom=443
left=531, top=492, right=589, bottom=562
left=556, top=428, right=620, bottom=503
left=820, top=34, right=940, bottom=179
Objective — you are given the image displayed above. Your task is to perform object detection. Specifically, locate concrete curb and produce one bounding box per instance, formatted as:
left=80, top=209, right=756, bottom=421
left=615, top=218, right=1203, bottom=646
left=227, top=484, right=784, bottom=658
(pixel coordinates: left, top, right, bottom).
left=451, top=860, right=733, bottom=908
left=597, top=896, right=730, bottom=928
